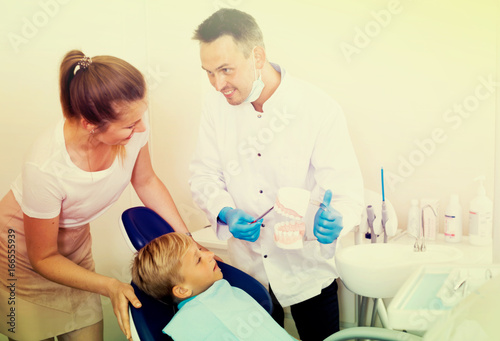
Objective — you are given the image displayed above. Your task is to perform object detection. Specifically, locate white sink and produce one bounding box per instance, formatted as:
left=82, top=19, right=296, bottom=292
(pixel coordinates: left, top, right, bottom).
left=335, top=243, right=463, bottom=298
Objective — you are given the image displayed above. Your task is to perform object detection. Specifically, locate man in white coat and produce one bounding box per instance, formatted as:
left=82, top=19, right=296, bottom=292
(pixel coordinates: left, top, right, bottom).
left=189, top=8, right=364, bottom=341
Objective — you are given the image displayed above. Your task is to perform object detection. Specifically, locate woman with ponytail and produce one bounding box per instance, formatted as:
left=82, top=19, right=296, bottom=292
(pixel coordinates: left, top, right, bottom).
left=0, top=50, right=190, bottom=341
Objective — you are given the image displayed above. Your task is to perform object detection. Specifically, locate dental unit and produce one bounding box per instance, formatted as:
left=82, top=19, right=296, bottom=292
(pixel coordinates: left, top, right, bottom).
left=359, top=170, right=398, bottom=244
left=365, top=168, right=388, bottom=244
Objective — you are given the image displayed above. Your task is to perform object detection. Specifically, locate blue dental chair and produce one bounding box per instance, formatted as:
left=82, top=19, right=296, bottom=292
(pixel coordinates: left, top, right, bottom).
left=120, top=206, right=273, bottom=341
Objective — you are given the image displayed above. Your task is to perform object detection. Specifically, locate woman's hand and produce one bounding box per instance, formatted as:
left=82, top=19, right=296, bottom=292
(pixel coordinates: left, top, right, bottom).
left=105, top=278, right=142, bottom=341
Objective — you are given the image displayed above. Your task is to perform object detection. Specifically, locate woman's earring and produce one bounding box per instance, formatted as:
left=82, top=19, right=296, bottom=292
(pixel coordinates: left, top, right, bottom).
left=90, top=129, right=95, bottom=135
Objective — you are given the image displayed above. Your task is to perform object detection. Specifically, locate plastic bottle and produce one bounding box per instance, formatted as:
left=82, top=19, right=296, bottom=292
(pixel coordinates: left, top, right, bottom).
left=444, top=194, right=462, bottom=243
left=469, top=176, right=493, bottom=246
left=407, top=199, right=421, bottom=238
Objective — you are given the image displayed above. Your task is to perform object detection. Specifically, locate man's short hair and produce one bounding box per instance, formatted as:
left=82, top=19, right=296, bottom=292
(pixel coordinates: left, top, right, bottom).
left=193, top=8, right=264, bottom=57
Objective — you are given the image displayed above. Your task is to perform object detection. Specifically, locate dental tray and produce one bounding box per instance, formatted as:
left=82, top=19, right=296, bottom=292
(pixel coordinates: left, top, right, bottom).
left=436, top=266, right=500, bottom=307
left=387, top=264, right=500, bottom=332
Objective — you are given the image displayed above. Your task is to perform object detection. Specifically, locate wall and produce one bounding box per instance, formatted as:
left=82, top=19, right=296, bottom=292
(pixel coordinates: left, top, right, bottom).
left=0, top=0, right=497, bottom=340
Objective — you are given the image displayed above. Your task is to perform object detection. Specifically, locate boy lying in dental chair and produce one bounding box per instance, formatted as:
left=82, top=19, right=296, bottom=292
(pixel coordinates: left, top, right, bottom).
left=131, top=232, right=296, bottom=341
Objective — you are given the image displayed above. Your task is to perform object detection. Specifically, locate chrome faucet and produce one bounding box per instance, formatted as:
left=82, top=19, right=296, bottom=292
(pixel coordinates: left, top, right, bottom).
left=414, top=204, right=437, bottom=252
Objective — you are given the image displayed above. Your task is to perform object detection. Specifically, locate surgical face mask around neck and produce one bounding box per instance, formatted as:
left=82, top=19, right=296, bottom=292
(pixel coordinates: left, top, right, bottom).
left=244, top=49, right=265, bottom=103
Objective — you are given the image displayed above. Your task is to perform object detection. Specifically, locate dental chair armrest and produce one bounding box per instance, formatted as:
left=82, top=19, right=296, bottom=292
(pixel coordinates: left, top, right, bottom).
left=323, top=327, right=422, bottom=341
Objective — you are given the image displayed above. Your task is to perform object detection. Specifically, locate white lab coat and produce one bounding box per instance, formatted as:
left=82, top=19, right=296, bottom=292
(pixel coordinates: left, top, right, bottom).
left=189, top=64, right=364, bottom=306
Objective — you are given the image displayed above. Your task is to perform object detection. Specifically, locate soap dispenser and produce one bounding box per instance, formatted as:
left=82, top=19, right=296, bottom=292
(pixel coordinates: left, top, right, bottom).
left=469, top=176, right=493, bottom=246
left=444, top=194, right=462, bottom=243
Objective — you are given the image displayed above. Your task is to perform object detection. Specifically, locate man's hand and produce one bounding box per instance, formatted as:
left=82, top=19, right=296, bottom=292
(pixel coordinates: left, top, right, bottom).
left=314, top=190, right=343, bottom=244
left=220, top=207, right=262, bottom=242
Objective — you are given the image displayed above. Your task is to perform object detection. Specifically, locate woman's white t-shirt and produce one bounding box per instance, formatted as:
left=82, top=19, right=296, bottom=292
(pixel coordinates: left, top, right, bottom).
left=11, top=117, right=149, bottom=228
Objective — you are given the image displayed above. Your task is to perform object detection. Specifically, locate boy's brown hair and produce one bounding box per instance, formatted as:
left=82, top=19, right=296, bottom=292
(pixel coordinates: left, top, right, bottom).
left=131, top=232, right=191, bottom=304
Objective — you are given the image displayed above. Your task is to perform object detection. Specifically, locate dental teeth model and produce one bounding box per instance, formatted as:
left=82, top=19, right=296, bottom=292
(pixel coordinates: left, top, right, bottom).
left=274, top=187, right=311, bottom=249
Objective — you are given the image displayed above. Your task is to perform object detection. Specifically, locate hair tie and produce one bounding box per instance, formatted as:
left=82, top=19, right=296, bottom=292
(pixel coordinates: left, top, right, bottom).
left=74, top=56, right=92, bottom=75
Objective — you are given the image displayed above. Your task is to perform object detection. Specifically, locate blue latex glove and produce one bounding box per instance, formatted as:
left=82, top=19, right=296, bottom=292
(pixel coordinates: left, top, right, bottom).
left=314, top=190, right=343, bottom=244
left=219, top=207, right=262, bottom=242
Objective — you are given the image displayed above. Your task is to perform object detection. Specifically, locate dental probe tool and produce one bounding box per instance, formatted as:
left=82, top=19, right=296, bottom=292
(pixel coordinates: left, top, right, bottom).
left=367, top=205, right=377, bottom=243
left=381, top=167, right=389, bottom=243
left=310, top=200, right=327, bottom=210
left=381, top=167, right=385, bottom=203
left=250, top=206, right=274, bottom=224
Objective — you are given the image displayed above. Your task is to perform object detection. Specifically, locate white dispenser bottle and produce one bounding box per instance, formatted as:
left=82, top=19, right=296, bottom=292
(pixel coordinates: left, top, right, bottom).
left=444, top=194, right=462, bottom=243
left=407, top=199, right=421, bottom=238
left=469, top=176, right=493, bottom=246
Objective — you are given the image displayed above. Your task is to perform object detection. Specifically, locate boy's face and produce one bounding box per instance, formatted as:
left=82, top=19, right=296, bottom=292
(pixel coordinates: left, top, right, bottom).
left=177, top=241, right=223, bottom=297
